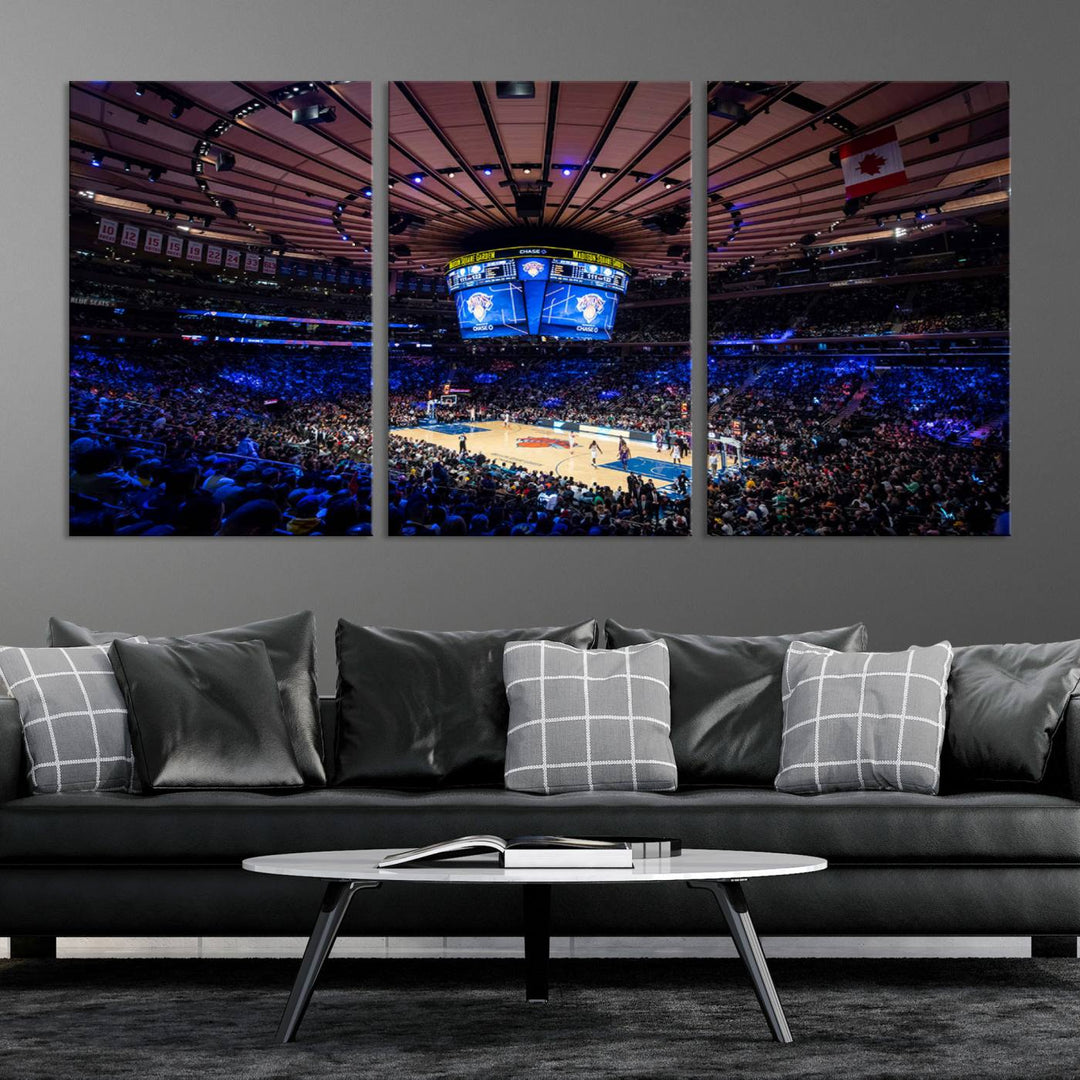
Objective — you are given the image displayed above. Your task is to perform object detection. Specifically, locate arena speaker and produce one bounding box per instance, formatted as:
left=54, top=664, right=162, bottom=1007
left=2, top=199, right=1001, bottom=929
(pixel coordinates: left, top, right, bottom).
left=291, top=104, right=336, bottom=126
left=514, top=192, right=543, bottom=221
left=496, top=82, right=535, bottom=99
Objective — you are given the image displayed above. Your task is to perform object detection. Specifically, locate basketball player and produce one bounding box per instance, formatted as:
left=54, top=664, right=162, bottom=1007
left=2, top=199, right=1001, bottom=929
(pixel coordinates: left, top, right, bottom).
left=469, top=404, right=477, bottom=422
left=671, top=441, right=683, bottom=466
left=502, top=410, right=511, bottom=428
left=589, top=439, right=601, bottom=468
left=568, top=429, right=577, bottom=451
left=618, top=437, right=630, bottom=470
left=459, top=433, right=468, bottom=455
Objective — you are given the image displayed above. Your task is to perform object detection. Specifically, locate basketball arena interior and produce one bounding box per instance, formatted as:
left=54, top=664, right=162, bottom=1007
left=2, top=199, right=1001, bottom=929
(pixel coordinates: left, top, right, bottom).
left=69, top=80, right=1007, bottom=538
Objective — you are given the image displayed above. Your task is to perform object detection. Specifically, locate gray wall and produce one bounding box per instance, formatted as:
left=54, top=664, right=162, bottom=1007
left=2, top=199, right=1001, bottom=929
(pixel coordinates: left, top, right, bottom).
left=1, top=0, right=1077, bottom=689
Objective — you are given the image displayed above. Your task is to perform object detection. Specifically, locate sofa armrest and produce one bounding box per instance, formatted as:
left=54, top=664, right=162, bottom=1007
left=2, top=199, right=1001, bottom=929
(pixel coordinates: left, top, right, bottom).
left=0, top=697, right=24, bottom=803
left=1065, top=692, right=1080, bottom=802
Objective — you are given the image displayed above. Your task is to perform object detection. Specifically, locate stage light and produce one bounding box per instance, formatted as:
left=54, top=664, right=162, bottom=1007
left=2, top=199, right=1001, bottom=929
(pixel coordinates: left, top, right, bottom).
left=362, top=187, right=372, bottom=198
left=123, top=161, right=132, bottom=173
left=562, top=167, right=572, bottom=177
left=170, top=101, right=186, bottom=120
left=599, top=170, right=609, bottom=179
left=147, top=167, right=163, bottom=182
left=483, top=167, right=493, bottom=176
left=134, top=83, right=146, bottom=97
left=136, top=113, right=149, bottom=125
left=412, top=173, right=424, bottom=184
left=90, top=153, right=102, bottom=167
left=341, top=234, right=349, bottom=241
left=522, top=167, right=532, bottom=175
left=446, top=170, right=456, bottom=179
left=664, top=177, right=676, bottom=189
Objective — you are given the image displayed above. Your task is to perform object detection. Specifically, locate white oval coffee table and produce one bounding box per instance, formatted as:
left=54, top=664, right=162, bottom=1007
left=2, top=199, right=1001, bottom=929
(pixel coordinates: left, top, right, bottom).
left=244, top=847, right=827, bottom=1046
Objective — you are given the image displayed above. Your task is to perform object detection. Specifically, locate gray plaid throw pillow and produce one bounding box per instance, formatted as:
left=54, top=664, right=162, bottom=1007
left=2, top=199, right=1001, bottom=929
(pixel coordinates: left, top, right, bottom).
left=0, top=645, right=138, bottom=794
left=776, top=640, right=953, bottom=795
left=503, top=639, right=677, bottom=794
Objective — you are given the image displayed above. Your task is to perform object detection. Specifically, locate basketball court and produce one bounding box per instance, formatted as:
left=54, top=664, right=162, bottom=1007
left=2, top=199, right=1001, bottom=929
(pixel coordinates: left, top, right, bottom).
left=390, top=420, right=692, bottom=492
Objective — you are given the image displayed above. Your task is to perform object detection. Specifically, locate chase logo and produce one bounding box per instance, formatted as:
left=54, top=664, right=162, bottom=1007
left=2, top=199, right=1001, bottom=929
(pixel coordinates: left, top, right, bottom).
left=522, top=260, right=545, bottom=278
left=575, top=292, right=605, bottom=324
left=466, top=292, right=494, bottom=322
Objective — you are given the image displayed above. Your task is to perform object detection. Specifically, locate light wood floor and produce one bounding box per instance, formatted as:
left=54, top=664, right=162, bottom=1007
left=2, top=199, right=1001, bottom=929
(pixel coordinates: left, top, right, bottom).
left=392, top=421, right=689, bottom=492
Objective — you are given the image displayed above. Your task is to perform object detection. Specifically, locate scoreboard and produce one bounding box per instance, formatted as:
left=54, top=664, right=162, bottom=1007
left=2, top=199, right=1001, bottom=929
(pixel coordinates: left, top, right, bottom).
left=446, top=247, right=629, bottom=341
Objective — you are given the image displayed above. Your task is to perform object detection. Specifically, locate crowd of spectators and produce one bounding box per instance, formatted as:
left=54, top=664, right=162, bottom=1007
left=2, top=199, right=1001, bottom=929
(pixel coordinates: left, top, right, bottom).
left=68, top=343, right=371, bottom=536
left=708, top=358, right=1009, bottom=536
left=708, top=274, right=1007, bottom=340
left=389, top=436, right=690, bottom=537
left=390, top=352, right=690, bottom=431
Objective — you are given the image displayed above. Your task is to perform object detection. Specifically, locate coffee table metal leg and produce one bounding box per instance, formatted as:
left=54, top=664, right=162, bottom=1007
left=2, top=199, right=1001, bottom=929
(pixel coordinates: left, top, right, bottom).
left=523, top=883, right=551, bottom=1002
left=276, top=880, right=380, bottom=1044
left=688, top=880, right=793, bottom=1044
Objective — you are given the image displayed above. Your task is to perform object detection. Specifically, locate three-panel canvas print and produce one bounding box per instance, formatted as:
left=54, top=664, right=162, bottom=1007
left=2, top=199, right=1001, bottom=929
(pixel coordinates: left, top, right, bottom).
left=69, top=80, right=1009, bottom=538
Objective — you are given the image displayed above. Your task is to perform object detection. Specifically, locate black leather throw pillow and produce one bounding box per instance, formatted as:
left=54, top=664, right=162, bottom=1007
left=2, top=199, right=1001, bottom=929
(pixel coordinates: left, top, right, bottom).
left=109, top=637, right=304, bottom=792
left=335, top=620, right=600, bottom=788
left=604, top=620, right=868, bottom=786
left=942, top=641, right=1080, bottom=787
left=48, top=612, right=325, bottom=786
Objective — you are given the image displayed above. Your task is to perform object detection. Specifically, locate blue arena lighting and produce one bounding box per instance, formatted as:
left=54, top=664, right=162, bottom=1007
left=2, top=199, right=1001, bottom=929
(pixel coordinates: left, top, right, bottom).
left=178, top=309, right=411, bottom=329
left=483, top=167, right=493, bottom=176
left=562, top=166, right=572, bottom=177
left=362, top=187, right=372, bottom=198
left=412, top=173, right=424, bottom=184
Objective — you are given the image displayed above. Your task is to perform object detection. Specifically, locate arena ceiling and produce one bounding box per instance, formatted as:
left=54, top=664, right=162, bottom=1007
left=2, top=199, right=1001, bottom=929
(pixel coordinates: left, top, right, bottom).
left=706, top=80, right=1009, bottom=271
left=69, top=80, right=373, bottom=263
left=387, top=81, right=692, bottom=275
left=69, top=81, right=1008, bottom=280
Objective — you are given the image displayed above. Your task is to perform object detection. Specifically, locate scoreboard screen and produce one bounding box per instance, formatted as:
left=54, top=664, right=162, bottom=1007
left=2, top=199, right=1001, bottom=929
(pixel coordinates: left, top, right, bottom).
left=446, top=247, right=628, bottom=340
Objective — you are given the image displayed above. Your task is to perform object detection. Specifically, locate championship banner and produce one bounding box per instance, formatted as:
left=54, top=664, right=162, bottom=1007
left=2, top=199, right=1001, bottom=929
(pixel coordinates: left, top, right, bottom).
left=244, top=252, right=260, bottom=272
left=839, top=126, right=908, bottom=199
left=262, top=255, right=277, bottom=274
left=186, top=240, right=204, bottom=262
left=97, top=217, right=119, bottom=244
left=279, top=260, right=292, bottom=276
left=312, top=265, right=324, bottom=280
left=120, top=223, right=140, bottom=249
left=206, top=244, right=222, bottom=266
left=224, top=248, right=241, bottom=269
left=165, top=234, right=184, bottom=258
left=325, top=267, right=336, bottom=282
left=143, top=230, right=163, bottom=255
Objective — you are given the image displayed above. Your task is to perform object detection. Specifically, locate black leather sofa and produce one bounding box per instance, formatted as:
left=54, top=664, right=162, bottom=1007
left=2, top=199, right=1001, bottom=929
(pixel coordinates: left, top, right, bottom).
left=3, top=692, right=1080, bottom=956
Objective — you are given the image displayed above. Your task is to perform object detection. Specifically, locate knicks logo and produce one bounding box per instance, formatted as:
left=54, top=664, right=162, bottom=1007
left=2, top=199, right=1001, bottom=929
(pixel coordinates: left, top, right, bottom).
left=517, top=437, right=570, bottom=449
left=576, top=292, right=605, bottom=324
left=521, top=260, right=545, bottom=278
left=466, top=292, right=494, bottom=322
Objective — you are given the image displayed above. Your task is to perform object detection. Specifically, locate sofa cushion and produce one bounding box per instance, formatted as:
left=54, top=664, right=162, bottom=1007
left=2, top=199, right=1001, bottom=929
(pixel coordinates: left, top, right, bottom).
left=503, top=640, right=677, bottom=794
left=1, top=787, right=1077, bottom=865
left=776, top=640, right=953, bottom=796
left=943, top=641, right=1080, bottom=787
left=335, top=620, right=599, bottom=788
left=109, top=638, right=304, bottom=792
left=47, top=612, right=324, bottom=787
left=0, top=645, right=139, bottom=794
left=604, top=620, right=868, bottom=786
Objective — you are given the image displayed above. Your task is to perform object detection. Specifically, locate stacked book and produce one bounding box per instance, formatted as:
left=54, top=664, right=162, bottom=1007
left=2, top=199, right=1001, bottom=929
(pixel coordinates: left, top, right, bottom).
left=377, top=835, right=681, bottom=869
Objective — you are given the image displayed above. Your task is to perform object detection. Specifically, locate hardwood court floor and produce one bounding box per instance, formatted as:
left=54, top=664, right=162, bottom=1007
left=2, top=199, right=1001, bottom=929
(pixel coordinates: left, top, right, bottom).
left=392, top=421, right=690, bottom=492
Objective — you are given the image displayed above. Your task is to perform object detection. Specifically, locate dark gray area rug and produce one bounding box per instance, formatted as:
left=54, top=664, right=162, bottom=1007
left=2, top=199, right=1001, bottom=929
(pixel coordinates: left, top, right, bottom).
left=1, top=957, right=1079, bottom=1079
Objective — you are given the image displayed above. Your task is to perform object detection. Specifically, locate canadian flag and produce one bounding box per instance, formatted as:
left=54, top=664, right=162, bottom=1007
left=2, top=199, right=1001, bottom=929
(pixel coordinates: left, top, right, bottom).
left=839, top=126, right=907, bottom=199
